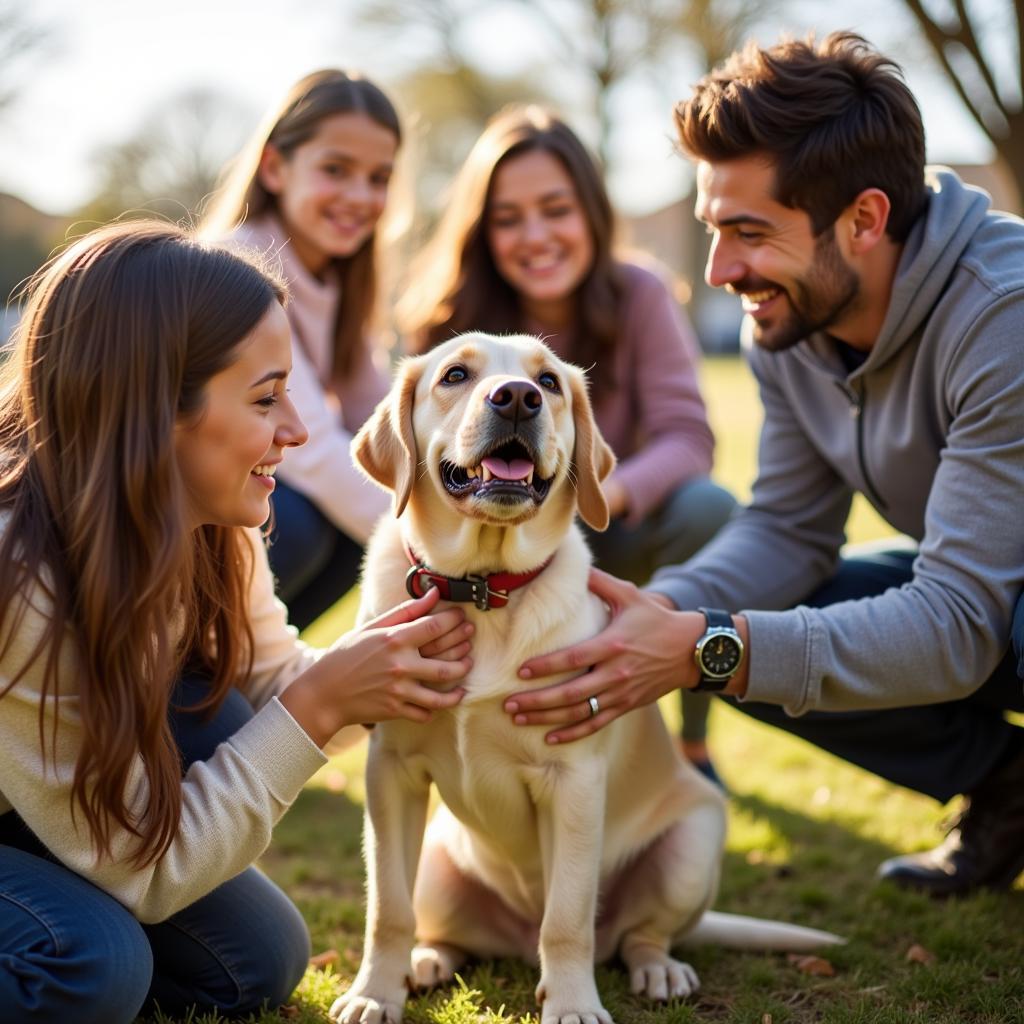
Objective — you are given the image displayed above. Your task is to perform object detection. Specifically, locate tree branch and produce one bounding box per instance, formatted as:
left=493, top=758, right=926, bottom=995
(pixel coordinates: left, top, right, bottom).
left=901, top=0, right=1006, bottom=135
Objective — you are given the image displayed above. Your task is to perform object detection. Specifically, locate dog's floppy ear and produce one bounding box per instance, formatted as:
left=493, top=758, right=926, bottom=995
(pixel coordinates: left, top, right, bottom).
left=352, top=356, right=423, bottom=517
left=568, top=370, right=616, bottom=531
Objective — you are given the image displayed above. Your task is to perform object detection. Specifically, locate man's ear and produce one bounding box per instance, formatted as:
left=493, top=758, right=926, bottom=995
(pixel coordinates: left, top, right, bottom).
left=257, top=143, right=286, bottom=195
left=568, top=370, right=616, bottom=531
left=844, top=188, right=891, bottom=254
left=351, top=357, right=423, bottom=517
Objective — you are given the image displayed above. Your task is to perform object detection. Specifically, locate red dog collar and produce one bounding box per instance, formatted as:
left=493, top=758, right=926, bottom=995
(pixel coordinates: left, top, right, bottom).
left=404, top=543, right=553, bottom=611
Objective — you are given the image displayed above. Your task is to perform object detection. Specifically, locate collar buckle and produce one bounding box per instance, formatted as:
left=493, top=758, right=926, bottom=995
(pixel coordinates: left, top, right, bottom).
left=448, top=573, right=492, bottom=610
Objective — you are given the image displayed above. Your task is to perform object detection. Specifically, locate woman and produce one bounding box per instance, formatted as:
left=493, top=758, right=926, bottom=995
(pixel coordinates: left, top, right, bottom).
left=0, top=222, right=472, bottom=1022
left=201, top=69, right=402, bottom=630
left=399, top=105, right=736, bottom=782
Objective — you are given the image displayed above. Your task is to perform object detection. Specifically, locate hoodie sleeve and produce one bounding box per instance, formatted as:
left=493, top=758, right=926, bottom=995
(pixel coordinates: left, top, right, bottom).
left=741, top=294, right=1024, bottom=714
left=652, top=295, right=1024, bottom=715
left=647, top=342, right=851, bottom=617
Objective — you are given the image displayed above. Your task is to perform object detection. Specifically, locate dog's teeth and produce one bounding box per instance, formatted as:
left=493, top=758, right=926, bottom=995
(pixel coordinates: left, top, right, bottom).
left=482, top=465, right=493, bottom=483
left=466, top=465, right=478, bottom=479
left=525, top=468, right=534, bottom=486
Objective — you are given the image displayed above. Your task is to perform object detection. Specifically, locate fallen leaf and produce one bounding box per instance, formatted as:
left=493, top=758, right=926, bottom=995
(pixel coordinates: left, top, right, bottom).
left=786, top=953, right=836, bottom=976
left=905, top=944, right=936, bottom=965
left=310, top=947, right=341, bottom=970
left=279, top=1006, right=300, bottom=1019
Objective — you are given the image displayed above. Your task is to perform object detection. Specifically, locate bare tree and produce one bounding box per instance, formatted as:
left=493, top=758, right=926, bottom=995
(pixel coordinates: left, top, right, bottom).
left=357, top=0, right=555, bottom=218
left=79, top=89, right=254, bottom=224
left=900, top=0, right=1024, bottom=204
left=513, top=0, right=780, bottom=166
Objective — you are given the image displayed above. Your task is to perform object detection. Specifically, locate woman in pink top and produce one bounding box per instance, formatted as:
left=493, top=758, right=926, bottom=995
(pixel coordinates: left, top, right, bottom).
left=400, top=106, right=736, bottom=783
left=202, top=70, right=398, bottom=630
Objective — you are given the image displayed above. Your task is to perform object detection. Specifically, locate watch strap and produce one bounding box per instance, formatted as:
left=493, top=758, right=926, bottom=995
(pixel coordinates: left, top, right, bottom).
left=699, top=607, right=733, bottom=631
left=694, top=607, right=739, bottom=692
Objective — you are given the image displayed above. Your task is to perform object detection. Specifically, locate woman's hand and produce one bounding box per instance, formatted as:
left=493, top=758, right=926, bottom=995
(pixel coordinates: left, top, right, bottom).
left=503, top=568, right=704, bottom=744
left=281, top=588, right=472, bottom=746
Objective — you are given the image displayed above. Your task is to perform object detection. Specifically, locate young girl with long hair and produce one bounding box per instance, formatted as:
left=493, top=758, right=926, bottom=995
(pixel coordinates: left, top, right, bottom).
left=0, top=221, right=472, bottom=1021
left=201, top=69, right=402, bottom=630
left=399, top=105, right=735, bottom=781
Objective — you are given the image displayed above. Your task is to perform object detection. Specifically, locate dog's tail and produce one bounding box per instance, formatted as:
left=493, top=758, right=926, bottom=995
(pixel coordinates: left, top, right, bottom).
left=679, top=910, right=845, bottom=951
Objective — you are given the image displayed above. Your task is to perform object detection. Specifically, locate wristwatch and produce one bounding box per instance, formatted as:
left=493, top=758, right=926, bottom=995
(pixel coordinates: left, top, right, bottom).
left=693, top=607, right=744, bottom=692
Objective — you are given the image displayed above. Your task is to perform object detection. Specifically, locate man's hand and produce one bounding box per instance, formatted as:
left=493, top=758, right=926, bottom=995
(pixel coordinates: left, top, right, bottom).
left=503, top=568, right=707, bottom=744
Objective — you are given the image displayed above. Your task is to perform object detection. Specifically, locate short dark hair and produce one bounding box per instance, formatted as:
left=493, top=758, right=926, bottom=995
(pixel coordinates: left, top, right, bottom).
left=675, top=32, right=928, bottom=241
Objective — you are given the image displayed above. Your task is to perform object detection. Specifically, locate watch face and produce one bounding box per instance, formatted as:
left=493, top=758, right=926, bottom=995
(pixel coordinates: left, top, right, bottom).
left=699, top=632, right=742, bottom=678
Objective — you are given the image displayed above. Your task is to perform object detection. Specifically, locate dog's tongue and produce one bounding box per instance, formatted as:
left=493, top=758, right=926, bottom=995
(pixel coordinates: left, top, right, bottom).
left=482, top=456, right=534, bottom=480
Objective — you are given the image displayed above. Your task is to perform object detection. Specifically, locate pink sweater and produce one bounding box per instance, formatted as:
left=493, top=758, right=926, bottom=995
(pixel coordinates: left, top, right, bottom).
left=529, top=262, right=715, bottom=525
left=230, top=217, right=390, bottom=542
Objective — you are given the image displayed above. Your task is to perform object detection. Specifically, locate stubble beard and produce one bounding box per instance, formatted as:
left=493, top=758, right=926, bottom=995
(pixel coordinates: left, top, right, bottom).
left=751, top=228, right=862, bottom=353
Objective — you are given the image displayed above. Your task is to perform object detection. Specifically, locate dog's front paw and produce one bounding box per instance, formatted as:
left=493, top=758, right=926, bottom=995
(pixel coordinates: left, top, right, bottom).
left=329, top=990, right=406, bottom=1024
left=535, top=974, right=612, bottom=1024
left=411, top=943, right=465, bottom=989
left=626, top=949, right=700, bottom=1000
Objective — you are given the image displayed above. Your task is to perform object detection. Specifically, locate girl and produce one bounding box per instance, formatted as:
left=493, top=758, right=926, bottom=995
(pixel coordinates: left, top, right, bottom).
left=0, top=222, right=472, bottom=1022
left=399, top=105, right=735, bottom=782
left=201, top=69, right=401, bottom=631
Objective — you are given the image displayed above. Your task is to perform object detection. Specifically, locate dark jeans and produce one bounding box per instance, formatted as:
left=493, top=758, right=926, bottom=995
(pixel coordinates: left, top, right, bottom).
left=0, top=676, right=310, bottom=1022
left=267, top=477, right=364, bottom=631
left=725, top=549, right=1024, bottom=803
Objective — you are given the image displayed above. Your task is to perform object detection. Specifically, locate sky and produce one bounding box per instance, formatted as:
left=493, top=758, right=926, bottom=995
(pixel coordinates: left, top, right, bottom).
left=1, top=0, right=996, bottom=218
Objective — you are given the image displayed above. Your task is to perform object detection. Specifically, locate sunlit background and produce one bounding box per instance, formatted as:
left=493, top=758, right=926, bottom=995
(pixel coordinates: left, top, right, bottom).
left=1, top=0, right=1021, bottom=350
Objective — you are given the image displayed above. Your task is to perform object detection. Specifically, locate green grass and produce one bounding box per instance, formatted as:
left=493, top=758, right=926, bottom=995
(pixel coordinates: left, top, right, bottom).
left=140, top=356, right=1024, bottom=1023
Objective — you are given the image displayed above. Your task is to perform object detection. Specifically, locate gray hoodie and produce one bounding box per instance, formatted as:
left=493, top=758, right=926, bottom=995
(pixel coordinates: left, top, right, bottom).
left=649, top=170, right=1024, bottom=715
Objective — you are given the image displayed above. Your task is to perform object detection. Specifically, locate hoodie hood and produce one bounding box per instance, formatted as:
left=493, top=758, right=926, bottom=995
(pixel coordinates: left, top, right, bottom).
left=796, top=169, right=992, bottom=378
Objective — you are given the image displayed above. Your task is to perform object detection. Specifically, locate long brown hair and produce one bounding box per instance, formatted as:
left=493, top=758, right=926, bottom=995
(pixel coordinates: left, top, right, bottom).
left=398, top=105, right=623, bottom=396
left=675, top=32, right=928, bottom=242
left=0, top=221, right=285, bottom=867
left=200, top=69, right=402, bottom=378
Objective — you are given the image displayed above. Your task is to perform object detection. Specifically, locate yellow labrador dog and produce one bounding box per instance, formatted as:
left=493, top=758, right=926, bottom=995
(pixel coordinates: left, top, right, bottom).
left=330, top=333, right=839, bottom=1024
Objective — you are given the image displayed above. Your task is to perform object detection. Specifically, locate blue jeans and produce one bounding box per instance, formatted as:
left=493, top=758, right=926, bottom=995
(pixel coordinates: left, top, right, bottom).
left=0, top=676, right=310, bottom=1022
left=725, top=549, right=1024, bottom=802
left=586, top=477, right=738, bottom=744
left=267, top=477, right=364, bottom=631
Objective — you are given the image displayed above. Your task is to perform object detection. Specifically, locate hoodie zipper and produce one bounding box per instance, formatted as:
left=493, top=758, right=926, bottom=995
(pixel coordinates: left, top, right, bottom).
left=838, top=379, right=888, bottom=510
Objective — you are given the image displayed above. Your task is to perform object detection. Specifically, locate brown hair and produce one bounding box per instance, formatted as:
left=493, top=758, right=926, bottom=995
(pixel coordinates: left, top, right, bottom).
left=398, top=105, right=623, bottom=396
left=675, top=32, right=928, bottom=241
left=200, top=69, right=402, bottom=377
left=0, top=221, right=285, bottom=867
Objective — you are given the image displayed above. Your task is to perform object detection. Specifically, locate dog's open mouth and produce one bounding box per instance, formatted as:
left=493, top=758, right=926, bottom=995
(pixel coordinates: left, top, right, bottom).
left=440, top=438, right=553, bottom=505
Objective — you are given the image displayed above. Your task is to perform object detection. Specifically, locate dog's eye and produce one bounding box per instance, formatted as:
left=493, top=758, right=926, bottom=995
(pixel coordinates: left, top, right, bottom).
left=441, top=365, right=468, bottom=385
left=538, top=372, right=561, bottom=393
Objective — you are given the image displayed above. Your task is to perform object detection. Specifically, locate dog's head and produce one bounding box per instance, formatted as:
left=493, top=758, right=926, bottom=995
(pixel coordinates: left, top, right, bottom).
left=353, top=333, right=615, bottom=540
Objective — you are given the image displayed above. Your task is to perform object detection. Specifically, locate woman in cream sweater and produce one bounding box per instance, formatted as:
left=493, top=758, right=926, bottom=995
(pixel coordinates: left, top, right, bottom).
left=0, top=222, right=472, bottom=1022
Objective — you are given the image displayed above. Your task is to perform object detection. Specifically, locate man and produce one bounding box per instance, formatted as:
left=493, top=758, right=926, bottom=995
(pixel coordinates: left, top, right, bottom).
left=502, top=31, right=1024, bottom=897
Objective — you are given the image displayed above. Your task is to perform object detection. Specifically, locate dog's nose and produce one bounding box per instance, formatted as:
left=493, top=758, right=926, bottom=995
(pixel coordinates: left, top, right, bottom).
left=486, top=380, right=543, bottom=424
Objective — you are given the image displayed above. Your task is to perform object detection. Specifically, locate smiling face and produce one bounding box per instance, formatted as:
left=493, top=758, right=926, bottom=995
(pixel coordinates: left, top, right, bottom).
left=486, top=149, right=595, bottom=327
left=259, top=111, right=398, bottom=276
left=695, top=156, right=862, bottom=352
left=174, top=302, right=308, bottom=529
left=418, top=336, right=573, bottom=526
left=353, top=333, right=614, bottom=572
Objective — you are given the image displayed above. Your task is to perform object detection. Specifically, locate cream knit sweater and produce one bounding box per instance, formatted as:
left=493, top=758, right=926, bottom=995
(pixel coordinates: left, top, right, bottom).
left=0, top=524, right=328, bottom=923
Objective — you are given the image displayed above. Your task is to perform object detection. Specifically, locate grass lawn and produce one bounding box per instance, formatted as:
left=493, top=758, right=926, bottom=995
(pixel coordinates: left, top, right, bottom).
left=142, top=356, right=1023, bottom=1024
